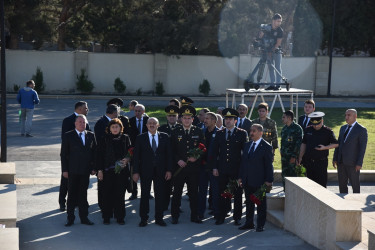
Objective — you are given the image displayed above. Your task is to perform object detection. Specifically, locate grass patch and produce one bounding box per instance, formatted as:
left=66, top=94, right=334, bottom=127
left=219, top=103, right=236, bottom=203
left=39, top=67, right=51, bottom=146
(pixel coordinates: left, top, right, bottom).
left=123, top=107, right=375, bottom=170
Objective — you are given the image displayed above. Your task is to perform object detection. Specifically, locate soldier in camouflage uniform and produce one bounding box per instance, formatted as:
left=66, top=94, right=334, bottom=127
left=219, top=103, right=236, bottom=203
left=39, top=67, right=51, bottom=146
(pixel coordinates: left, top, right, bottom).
left=280, top=110, right=303, bottom=188
left=252, top=103, right=278, bottom=156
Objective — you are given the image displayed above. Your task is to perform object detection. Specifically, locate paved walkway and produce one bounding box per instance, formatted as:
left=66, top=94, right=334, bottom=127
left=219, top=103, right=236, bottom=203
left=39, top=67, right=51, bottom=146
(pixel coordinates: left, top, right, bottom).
left=3, top=96, right=375, bottom=249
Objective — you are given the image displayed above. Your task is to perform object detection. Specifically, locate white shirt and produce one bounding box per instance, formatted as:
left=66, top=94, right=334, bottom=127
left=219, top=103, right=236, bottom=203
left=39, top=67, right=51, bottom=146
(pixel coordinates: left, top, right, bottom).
left=303, top=115, right=310, bottom=127
left=249, top=138, right=262, bottom=153
left=75, top=129, right=85, bottom=145
left=105, top=115, right=112, bottom=121
left=344, top=121, right=357, bottom=142
left=148, top=132, right=159, bottom=148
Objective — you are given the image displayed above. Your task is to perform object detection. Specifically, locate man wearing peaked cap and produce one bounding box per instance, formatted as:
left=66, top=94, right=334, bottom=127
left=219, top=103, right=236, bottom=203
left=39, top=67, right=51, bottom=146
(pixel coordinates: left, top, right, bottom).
left=107, top=98, right=124, bottom=107
left=209, top=107, right=248, bottom=225
left=180, top=105, right=196, bottom=116
left=298, top=112, right=339, bottom=187
left=180, top=96, right=194, bottom=106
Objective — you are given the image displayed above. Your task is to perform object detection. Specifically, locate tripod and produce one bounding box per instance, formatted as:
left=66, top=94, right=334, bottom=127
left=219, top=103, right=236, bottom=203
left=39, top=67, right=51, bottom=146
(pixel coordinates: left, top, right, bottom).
left=245, top=50, right=290, bottom=91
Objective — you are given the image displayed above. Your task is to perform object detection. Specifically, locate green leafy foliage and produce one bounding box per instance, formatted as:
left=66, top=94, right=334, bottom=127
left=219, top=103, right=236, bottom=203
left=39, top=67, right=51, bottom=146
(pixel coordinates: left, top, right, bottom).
left=155, top=81, right=165, bottom=96
left=32, top=67, right=45, bottom=93
left=13, top=84, right=20, bottom=92
left=135, top=88, right=142, bottom=96
left=76, top=69, right=94, bottom=93
left=114, top=77, right=126, bottom=93
left=199, top=79, right=211, bottom=96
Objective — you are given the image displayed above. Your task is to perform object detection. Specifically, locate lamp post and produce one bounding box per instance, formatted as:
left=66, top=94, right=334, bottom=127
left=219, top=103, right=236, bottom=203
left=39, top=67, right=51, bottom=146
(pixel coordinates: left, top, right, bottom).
left=1, top=0, right=7, bottom=162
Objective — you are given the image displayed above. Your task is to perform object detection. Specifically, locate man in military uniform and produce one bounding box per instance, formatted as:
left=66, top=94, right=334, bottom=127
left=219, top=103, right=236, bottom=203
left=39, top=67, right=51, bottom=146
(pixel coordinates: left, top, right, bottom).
left=252, top=103, right=278, bottom=157
left=298, top=112, right=338, bottom=187
left=170, top=106, right=205, bottom=224
left=280, top=110, right=303, bottom=188
left=180, top=96, right=199, bottom=126
left=159, top=105, right=182, bottom=211
left=209, top=108, right=248, bottom=226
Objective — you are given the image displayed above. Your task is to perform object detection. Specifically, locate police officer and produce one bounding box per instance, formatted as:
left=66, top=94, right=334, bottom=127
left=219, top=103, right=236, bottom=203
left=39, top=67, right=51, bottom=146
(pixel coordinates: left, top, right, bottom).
left=159, top=105, right=182, bottom=211
left=252, top=103, right=278, bottom=156
left=209, top=108, right=248, bottom=226
left=298, top=112, right=338, bottom=187
left=280, top=110, right=303, bottom=188
left=170, top=106, right=205, bottom=224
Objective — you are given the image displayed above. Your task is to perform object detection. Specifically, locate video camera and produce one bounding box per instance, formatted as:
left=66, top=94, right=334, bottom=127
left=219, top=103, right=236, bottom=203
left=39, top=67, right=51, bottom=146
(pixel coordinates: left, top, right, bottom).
left=260, top=24, right=272, bottom=33
left=252, top=24, right=276, bottom=52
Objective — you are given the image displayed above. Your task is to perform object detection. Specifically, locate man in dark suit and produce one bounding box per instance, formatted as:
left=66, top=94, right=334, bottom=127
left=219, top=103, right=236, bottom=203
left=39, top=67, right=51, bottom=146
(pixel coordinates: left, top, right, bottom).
left=196, top=108, right=210, bottom=129
left=59, top=101, right=90, bottom=211
left=128, top=104, right=149, bottom=200
left=333, top=109, right=368, bottom=193
left=170, top=106, right=205, bottom=224
left=159, top=105, right=182, bottom=211
left=237, top=104, right=252, bottom=134
left=209, top=108, right=248, bottom=226
left=238, top=124, right=273, bottom=232
left=298, top=99, right=315, bottom=130
left=133, top=117, right=172, bottom=227
left=106, top=98, right=130, bottom=135
left=61, top=115, right=97, bottom=226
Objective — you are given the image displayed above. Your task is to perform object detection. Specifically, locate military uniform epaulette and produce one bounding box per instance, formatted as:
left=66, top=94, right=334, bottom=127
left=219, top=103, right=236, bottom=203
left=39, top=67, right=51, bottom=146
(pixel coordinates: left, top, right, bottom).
left=235, top=127, right=247, bottom=133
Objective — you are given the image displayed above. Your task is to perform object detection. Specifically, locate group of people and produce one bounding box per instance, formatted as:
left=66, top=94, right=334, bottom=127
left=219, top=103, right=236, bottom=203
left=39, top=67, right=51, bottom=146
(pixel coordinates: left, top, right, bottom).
left=59, top=96, right=368, bottom=232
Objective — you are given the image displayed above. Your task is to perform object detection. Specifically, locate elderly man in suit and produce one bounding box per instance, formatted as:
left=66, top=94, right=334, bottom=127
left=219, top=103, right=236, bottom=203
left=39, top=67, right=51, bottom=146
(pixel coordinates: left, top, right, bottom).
left=61, top=115, right=97, bottom=226
left=238, top=124, right=273, bottom=232
left=237, top=104, right=252, bottom=134
left=133, top=117, right=172, bottom=227
left=333, top=109, right=368, bottom=193
left=59, top=101, right=90, bottom=211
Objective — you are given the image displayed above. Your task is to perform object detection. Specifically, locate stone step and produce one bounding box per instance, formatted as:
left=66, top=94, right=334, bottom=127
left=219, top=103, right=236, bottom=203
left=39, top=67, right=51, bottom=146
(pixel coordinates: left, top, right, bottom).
left=0, top=228, right=19, bottom=250
left=267, top=209, right=284, bottom=229
left=0, top=184, right=17, bottom=228
left=267, top=192, right=285, bottom=211
left=335, top=241, right=368, bottom=250
left=0, top=162, right=16, bottom=184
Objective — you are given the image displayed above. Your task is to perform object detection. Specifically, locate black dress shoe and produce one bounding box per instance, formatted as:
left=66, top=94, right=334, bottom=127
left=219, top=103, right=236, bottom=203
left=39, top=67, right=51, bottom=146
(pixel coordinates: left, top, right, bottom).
left=128, top=194, right=137, bottom=200
left=149, top=194, right=154, bottom=199
left=103, top=218, right=110, bottom=225
left=117, top=219, right=125, bottom=225
left=155, top=220, right=167, bottom=227
left=139, top=220, right=148, bottom=227
left=256, top=226, right=264, bottom=232
left=239, top=224, right=255, bottom=230
left=65, top=220, right=74, bottom=227
left=171, top=218, right=178, bottom=224
left=215, top=219, right=224, bottom=225
left=234, top=219, right=241, bottom=226
left=191, top=218, right=202, bottom=224
left=81, top=218, right=94, bottom=225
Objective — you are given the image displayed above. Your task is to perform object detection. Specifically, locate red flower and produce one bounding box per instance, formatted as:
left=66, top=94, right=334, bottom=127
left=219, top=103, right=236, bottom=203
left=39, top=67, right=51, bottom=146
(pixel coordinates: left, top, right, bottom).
left=221, top=192, right=233, bottom=199
left=126, top=147, right=134, bottom=158
left=249, top=194, right=261, bottom=205
left=198, top=143, right=207, bottom=152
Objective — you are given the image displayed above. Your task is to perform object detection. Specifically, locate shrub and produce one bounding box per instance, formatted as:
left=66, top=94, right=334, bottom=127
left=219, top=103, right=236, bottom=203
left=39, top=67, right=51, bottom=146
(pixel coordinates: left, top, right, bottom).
left=76, top=69, right=94, bottom=93
left=114, top=77, right=126, bottom=93
left=135, top=88, right=142, bottom=96
left=13, top=84, right=20, bottom=92
left=155, top=81, right=165, bottom=96
left=32, top=67, right=45, bottom=93
left=199, top=79, right=211, bottom=96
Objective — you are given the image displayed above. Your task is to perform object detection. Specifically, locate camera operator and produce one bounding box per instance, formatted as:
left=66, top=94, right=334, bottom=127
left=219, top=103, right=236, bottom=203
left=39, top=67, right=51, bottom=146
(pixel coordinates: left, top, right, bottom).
left=257, top=13, right=283, bottom=90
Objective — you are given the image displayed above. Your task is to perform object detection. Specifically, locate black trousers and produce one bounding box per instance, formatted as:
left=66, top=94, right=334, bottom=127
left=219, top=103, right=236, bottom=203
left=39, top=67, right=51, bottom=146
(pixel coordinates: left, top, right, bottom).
left=59, top=174, right=68, bottom=206
left=140, top=172, right=165, bottom=221
left=243, top=185, right=267, bottom=228
left=218, top=174, right=242, bottom=220
left=102, top=169, right=128, bottom=220
left=338, top=163, right=360, bottom=193
left=171, top=170, right=199, bottom=220
left=304, top=158, right=328, bottom=188
left=163, top=179, right=173, bottom=211
left=66, top=174, right=90, bottom=221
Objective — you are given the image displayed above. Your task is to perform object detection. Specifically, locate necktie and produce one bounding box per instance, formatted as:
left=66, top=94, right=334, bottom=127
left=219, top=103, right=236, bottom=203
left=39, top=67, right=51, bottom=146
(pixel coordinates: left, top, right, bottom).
left=185, top=129, right=189, bottom=136
left=152, top=134, right=157, bottom=152
left=239, top=118, right=243, bottom=128
left=343, top=125, right=352, bottom=141
left=79, top=132, right=84, bottom=145
left=227, top=130, right=231, bottom=140
left=303, top=116, right=308, bottom=128
left=248, top=142, right=255, bottom=157
left=171, top=125, right=175, bottom=130
left=137, top=119, right=141, bottom=133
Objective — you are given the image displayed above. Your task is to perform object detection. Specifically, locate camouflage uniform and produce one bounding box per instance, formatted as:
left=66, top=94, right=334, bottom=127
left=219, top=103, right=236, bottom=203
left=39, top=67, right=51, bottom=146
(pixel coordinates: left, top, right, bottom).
left=252, top=117, right=278, bottom=150
left=280, top=122, right=303, bottom=186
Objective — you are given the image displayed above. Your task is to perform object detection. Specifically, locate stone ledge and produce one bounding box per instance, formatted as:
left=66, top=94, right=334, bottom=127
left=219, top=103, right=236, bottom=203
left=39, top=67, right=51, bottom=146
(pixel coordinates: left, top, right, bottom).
left=368, top=229, right=375, bottom=250
left=267, top=210, right=284, bottom=228
left=0, top=228, right=19, bottom=250
left=336, top=241, right=367, bottom=250
left=267, top=192, right=285, bottom=210
left=0, top=163, right=16, bottom=184
left=0, top=184, right=17, bottom=228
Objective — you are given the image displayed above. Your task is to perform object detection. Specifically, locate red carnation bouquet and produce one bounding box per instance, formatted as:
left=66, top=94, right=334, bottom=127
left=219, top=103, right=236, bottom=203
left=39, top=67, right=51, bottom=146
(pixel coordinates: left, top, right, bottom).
left=249, top=184, right=269, bottom=205
left=114, top=147, right=134, bottom=174
left=173, top=143, right=206, bottom=177
left=221, top=179, right=240, bottom=199
left=126, top=147, right=134, bottom=159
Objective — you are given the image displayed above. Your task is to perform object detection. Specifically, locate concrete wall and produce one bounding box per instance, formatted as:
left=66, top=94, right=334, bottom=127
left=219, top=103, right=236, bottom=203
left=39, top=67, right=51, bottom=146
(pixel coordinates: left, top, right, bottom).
left=4, top=50, right=375, bottom=96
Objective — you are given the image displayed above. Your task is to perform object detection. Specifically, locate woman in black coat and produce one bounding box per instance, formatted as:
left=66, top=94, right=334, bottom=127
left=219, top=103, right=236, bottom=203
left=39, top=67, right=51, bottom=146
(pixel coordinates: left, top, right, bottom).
left=97, top=118, right=131, bottom=225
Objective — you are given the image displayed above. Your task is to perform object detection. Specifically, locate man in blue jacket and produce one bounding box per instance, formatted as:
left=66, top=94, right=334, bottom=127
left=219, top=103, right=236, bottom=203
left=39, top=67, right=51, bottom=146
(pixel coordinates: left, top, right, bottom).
left=238, top=124, right=274, bottom=232
left=17, top=80, right=40, bottom=137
